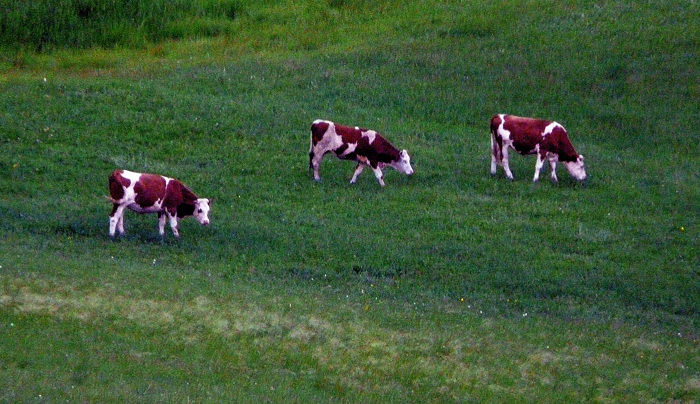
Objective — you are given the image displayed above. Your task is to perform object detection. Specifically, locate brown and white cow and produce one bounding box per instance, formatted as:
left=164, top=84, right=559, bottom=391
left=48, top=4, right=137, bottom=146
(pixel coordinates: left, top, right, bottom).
left=108, top=169, right=211, bottom=238
left=490, top=114, right=586, bottom=182
left=309, top=119, right=414, bottom=187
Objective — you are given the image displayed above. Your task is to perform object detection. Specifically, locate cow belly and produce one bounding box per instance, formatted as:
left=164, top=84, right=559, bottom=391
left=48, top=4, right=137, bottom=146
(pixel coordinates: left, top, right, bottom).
left=511, top=139, right=540, bottom=155
left=127, top=202, right=162, bottom=214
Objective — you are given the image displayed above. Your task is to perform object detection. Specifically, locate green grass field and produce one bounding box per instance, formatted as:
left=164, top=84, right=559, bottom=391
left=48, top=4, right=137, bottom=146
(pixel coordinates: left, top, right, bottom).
left=1, top=0, right=699, bottom=401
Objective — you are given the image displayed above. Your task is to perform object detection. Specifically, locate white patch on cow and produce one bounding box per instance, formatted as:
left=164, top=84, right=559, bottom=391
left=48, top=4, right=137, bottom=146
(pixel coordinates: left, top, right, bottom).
left=118, top=170, right=141, bottom=204
left=361, top=130, right=377, bottom=144
left=543, top=121, right=561, bottom=137
left=314, top=121, right=344, bottom=154
left=340, top=142, right=357, bottom=158
left=497, top=114, right=510, bottom=140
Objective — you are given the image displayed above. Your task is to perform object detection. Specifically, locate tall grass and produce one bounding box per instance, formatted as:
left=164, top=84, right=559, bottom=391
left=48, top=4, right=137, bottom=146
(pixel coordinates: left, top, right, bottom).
left=0, top=0, right=243, bottom=51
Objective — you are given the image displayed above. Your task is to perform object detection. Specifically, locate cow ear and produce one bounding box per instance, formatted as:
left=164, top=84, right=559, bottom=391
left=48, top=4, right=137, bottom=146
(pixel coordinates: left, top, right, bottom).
left=208, top=197, right=214, bottom=205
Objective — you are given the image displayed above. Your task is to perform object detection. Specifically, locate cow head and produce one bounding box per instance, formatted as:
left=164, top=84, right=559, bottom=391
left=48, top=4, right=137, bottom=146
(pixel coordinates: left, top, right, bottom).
left=194, top=198, right=212, bottom=226
left=393, top=149, right=414, bottom=176
left=563, top=155, right=586, bottom=181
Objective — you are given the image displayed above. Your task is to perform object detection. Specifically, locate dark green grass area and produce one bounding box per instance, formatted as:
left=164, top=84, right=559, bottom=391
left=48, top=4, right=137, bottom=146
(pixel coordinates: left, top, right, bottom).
left=0, top=0, right=243, bottom=51
left=1, top=0, right=699, bottom=401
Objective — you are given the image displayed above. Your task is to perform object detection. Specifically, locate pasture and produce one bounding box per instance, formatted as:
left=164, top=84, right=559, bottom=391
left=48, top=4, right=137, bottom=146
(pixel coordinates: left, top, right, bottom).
left=1, top=0, right=699, bottom=401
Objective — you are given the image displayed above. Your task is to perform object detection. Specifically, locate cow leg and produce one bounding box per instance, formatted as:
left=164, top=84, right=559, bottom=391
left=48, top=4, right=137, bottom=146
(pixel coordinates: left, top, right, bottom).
left=548, top=157, right=558, bottom=183
left=501, top=147, right=514, bottom=180
left=533, top=153, right=546, bottom=182
left=117, top=213, right=125, bottom=235
left=158, top=212, right=167, bottom=237
left=370, top=167, right=386, bottom=187
left=109, top=204, right=126, bottom=238
left=310, top=151, right=323, bottom=182
left=490, top=134, right=499, bottom=175
left=166, top=213, right=180, bottom=238
left=350, top=163, right=365, bottom=184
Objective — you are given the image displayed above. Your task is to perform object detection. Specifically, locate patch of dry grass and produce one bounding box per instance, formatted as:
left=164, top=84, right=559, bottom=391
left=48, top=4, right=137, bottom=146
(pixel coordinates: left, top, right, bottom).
left=3, top=274, right=698, bottom=401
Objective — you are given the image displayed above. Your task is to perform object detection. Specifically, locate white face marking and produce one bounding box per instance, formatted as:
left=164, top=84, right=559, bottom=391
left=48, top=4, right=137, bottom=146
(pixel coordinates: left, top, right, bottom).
left=194, top=198, right=211, bottom=226
left=393, top=150, right=414, bottom=175
left=563, top=155, right=587, bottom=181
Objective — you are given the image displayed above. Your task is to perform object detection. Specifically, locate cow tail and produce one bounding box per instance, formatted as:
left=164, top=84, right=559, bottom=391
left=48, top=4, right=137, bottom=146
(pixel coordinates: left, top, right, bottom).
left=489, top=116, right=502, bottom=161
left=489, top=121, right=497, bottom=161
left=309, top=123, right=317, bottom=170
left=105, top=195, right=119, bottom=204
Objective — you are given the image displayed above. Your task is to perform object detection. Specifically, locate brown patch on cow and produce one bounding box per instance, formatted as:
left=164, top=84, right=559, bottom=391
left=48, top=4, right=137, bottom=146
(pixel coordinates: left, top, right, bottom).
left=502, top=116, right=551, bottom=155
left=311, top=121, right=330, bottom=144
left=334, top=143, right=350, bottom=156
left=335, top=125, right=364, bottom=145
left=108, top=170, right=129, bottom=201
left=177, top=203, right=196, bottom=218
left=134, top=174, right=167, bottom=209
left=162, top=180, right=199, bottom=218
left=490, top=114, right=503, bottom=129
left=355, top=133, right=400, bottom=168
left=547, top=126, right=579, bottom=162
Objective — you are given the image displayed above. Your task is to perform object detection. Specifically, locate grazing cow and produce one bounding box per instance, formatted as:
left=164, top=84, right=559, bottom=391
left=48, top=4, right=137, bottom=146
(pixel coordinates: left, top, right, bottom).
left=490, top=114, right=587, bottom=182
left=108, top=169, right=211, bottom=238
left=309, top=119, right=414, bottom=187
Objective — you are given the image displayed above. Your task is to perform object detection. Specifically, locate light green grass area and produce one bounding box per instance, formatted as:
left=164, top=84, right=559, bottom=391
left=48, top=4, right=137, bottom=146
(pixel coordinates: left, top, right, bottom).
left=1, top=0, right=699, bottom=401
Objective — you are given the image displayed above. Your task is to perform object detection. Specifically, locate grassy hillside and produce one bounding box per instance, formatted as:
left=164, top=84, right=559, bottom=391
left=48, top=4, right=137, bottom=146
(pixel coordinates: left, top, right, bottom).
left=1, top=0, right=699, bottom=402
